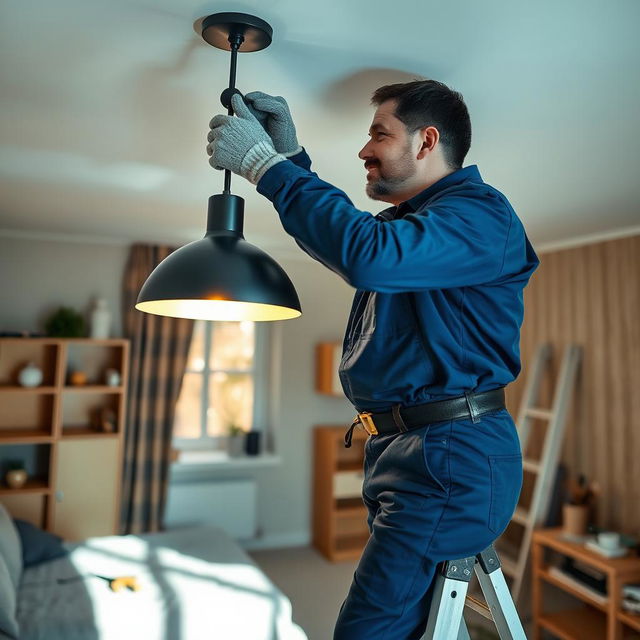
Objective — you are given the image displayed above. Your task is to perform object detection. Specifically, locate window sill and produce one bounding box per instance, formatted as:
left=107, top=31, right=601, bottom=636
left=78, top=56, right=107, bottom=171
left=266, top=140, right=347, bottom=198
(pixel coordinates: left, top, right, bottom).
left=171, top=449, right=281, bottom=470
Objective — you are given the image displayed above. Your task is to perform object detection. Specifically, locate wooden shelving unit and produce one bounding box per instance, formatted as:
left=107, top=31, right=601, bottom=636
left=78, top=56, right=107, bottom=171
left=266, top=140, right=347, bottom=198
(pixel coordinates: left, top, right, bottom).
left=0, top=337, right=129, bottom=541
left=315, top=342, right=344, bottom=396
left=532, top=527, right=640, bottom=640
left=312, top=424, right=369, bottom=561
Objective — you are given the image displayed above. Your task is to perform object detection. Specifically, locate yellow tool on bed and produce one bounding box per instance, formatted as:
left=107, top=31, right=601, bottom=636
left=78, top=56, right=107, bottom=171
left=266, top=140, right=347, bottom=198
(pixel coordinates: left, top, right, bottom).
left=106, top=576, right=141, bottom=592
left=57, top=573, right=141, bottom=592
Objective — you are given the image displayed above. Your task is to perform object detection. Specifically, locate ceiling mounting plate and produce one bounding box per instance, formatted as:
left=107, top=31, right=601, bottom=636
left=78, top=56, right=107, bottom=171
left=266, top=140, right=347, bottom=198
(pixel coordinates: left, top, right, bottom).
left=201, top=12, right=273, bottom=52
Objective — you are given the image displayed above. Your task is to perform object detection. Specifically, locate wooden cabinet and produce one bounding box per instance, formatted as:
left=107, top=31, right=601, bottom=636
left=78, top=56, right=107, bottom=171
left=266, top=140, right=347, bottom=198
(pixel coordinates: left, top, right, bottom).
left=312, top=425, right=369, bottom=561
left=315, top=342, right=344, bottom=396
left=0, top=338, right=129, bottom=540
left=532, top=527, right=640, bottom=640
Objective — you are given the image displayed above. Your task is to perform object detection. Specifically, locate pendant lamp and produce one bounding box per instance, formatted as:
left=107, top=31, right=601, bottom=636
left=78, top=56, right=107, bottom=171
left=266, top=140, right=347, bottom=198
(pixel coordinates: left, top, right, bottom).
left=136, top=13, right=302, bottom=322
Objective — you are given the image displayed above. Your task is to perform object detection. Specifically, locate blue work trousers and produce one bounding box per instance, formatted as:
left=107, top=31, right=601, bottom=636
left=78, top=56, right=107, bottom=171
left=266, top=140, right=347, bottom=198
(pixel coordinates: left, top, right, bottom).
left=333, top=408, right=522, bottom=639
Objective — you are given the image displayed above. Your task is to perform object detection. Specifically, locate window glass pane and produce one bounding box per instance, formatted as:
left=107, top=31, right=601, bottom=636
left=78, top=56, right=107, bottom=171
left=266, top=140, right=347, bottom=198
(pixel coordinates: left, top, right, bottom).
left=186, top=320, right=206, bottom=372
left=207, top=372, right=253, bottom=436
left=210, top=321, right=255, bottom=370
left=173, top=372, right=202, bottom=439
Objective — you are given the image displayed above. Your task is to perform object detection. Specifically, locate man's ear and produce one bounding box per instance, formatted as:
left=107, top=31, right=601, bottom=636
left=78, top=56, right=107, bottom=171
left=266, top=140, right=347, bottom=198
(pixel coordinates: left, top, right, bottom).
left=416, top=126, right=439, bottom=160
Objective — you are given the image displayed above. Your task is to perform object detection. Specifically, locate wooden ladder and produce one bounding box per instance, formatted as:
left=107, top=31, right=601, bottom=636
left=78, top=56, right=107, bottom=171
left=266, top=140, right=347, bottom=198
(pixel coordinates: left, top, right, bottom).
left=499, top=343, right=582, bottom=602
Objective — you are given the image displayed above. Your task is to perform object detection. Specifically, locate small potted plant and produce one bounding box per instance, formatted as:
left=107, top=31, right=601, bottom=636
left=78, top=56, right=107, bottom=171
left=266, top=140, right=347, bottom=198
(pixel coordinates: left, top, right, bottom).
left=563, top=473, right=599, bottom=539
left=227, top=424, right=246, bottom=457
left=44, top=306, right=85, bottom=337
left=5, top=460, right=28, bottom=489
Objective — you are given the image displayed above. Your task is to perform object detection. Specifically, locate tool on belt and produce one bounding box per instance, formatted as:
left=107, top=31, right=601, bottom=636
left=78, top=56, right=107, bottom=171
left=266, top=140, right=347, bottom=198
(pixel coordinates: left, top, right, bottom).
left=344, top=387, right=506, bottom=447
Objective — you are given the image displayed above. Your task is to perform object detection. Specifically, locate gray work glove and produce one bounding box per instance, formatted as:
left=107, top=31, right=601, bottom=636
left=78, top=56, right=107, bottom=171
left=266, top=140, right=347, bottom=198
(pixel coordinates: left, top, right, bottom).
left=244, top=91, right=302, bottom=157
left=207, top=93, right=286, bottom=185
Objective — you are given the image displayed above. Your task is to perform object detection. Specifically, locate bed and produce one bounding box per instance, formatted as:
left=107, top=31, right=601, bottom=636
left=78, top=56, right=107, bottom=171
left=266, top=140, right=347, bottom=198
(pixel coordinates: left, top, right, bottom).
left=0, top=505, right=307, bottom=640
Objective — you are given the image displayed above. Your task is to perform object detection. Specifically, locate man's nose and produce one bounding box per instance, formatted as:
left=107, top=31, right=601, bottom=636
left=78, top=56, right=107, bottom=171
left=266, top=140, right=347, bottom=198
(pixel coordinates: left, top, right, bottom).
left=358, top=141, right=372, bottom=160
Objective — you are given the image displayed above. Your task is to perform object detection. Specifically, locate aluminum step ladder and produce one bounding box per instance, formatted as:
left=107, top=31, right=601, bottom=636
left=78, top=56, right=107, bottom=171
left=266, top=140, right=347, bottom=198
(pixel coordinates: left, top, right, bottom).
left=499, top=343, right=582, bottom=602
left=423, top=545, right=527, bottom=639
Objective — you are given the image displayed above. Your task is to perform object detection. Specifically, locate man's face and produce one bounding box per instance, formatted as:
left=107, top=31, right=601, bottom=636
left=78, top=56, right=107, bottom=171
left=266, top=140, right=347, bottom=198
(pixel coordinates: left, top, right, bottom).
left=358, top=99, right=418, bottom=202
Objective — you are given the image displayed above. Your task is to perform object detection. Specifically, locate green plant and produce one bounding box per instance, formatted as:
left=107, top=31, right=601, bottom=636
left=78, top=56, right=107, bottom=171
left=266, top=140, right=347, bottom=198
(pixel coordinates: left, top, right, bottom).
left=227, top=424, right=244, bottom=437
left=6, top=459, right=26, bottom=471
left=44, top=306, right=85, bottom=337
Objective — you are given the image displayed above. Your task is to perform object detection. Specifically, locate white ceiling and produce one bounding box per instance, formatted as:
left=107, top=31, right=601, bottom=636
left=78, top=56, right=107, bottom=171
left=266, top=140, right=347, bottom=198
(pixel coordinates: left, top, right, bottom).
left=1, top=0, right=639, bottom=255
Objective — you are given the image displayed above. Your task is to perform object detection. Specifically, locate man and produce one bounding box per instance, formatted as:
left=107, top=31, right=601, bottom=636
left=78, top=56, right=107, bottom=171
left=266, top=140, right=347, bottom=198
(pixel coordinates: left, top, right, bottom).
left=207, top=80, right=539, bottom=639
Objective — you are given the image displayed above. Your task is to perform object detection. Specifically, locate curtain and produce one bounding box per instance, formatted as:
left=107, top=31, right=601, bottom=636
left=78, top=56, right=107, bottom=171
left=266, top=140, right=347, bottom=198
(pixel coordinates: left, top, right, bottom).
left=120, top=243, right=194, bottom=534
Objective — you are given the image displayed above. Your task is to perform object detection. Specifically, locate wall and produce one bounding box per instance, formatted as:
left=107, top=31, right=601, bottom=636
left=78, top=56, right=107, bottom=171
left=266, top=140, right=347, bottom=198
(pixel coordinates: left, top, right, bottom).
left=505, top=234, right=640, bottom=535
left=0, top=233, right=356, bottom=547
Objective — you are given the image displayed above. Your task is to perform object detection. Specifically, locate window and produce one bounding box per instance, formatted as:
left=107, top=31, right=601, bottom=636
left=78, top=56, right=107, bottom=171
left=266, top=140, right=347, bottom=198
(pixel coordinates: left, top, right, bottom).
left=172, top=320, right=270, bottom=451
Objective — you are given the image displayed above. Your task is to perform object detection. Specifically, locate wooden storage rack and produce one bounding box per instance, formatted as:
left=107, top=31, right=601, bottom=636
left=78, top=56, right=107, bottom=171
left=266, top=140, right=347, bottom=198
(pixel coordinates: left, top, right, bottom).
left=0, top=337, right=129, bottom=540
left=532, top=527, right=640, bottom=640
left=312, top=424, right=369, bottom=561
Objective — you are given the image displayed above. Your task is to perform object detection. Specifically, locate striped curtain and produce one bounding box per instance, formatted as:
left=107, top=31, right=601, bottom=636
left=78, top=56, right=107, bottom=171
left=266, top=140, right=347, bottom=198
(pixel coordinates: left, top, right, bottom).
left=120, top=243, right=194, bottom=534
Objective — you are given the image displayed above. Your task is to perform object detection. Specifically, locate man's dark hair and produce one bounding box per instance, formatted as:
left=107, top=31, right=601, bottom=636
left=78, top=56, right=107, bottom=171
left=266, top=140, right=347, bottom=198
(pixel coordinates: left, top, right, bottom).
left=371, top=79, right=471, bottom=169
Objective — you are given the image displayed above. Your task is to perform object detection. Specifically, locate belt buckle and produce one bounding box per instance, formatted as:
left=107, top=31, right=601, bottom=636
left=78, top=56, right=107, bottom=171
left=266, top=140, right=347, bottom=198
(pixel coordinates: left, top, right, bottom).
left=358, top=412, right=378, bottom=436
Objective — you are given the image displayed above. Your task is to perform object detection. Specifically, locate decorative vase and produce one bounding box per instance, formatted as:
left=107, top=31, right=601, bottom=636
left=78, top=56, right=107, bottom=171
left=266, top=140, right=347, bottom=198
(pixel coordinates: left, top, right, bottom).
left=90, top=298, right=111, bottom=339
left=563, top=503, right=589, bottom=537
left=69, top=371, right=87, bottom=386
left=18, top=362, right=43, bottom=387
left=5, top=469, right=28, bottom=489
left=105, top=368, right=121, bottom=387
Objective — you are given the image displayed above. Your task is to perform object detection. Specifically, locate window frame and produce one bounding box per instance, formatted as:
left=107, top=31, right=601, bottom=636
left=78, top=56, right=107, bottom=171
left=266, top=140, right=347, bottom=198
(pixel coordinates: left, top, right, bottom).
left=172, top=320, right=271, bottom=452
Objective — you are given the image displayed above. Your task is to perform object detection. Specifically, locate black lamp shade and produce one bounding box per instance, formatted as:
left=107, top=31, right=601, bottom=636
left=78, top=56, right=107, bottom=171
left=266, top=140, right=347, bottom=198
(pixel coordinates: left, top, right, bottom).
left=136, top=194, right=301, bottom=321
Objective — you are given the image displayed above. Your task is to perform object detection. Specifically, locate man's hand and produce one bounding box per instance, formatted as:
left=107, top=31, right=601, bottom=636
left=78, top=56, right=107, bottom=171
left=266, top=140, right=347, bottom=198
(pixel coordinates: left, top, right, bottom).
left=244, top=91, right=302, bottom=157
left=207, top=94, right=286, bottom=185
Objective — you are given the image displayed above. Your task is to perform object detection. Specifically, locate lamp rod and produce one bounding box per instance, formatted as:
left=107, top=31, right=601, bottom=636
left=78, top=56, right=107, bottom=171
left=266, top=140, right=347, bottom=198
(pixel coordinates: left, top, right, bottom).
left=223, top=34, right=244, bottom=194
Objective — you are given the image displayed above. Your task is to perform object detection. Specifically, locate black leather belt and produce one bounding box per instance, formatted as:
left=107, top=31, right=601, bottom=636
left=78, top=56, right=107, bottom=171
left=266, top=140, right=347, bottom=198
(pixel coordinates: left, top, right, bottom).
left=344, top=388, right=506, bottom=447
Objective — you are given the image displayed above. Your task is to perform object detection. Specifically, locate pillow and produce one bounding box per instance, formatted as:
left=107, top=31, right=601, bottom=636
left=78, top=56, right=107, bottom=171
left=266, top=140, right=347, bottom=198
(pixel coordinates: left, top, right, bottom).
left=13, top=519, right=68, bottom=568
left=0, top=505, right=21, bottom=590
left=0, top=553, right=18, bottom=639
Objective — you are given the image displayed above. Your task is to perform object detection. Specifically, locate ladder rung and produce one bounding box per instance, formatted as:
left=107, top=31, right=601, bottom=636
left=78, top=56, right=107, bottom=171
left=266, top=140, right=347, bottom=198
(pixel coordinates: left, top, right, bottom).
left=464, top=594, right=492, bottom=620
left=512, top=506, right=529, bottom=525
left=522, top=457, right=541, bottom=473
left=525, top=407, right=554, bottom=420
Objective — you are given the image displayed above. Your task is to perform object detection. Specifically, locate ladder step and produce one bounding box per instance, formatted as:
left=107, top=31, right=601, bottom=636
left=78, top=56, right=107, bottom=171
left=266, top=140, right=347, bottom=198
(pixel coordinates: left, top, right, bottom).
left=464, top=594, right=492, bottom=621
left=525, top=407, right=554, bottom=420
left=512, top=506, right=529, bottom=525
left=522, top=457, right=541, bottom=473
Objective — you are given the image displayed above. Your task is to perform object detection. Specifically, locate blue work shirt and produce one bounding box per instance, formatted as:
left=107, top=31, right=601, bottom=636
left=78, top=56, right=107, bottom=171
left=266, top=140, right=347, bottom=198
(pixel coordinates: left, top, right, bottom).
left=257, top=149, right=539, bottom=412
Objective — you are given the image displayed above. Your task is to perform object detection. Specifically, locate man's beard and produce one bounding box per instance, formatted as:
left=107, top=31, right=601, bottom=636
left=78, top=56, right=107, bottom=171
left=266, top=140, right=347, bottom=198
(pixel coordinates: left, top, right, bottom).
left=365, top=147, right=416, bottom=201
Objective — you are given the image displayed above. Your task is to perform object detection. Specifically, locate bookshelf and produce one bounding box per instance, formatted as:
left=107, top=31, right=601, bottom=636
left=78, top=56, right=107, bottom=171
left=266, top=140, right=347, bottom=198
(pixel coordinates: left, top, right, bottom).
left=532, top=527, right=640, bottom=640
left=0, top=337, right=129, bottom=540
left=312, top=425, right=369, bottom=561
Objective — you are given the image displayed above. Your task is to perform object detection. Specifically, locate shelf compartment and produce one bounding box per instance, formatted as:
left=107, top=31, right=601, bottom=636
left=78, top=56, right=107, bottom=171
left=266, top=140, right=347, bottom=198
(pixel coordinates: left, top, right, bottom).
left=0, top=392, right=55, bottom=436
left=0, top=478, right=50, bottom=496
left=335, top=496, right=367, bottom=518
left=538, top=606, right=606, bottom=640
left=0, top=443, right=52, bottom=491
left=61, top=391, right=120, bottom=436
left=539, top=567, right=608, bottom=611
left=618, top=609, right=640, bottom=633
left=334, top=511, right=369, bottom=538
left=65, top=342, right=125, bottom=387
left=0, top=340, right=59, bottom=387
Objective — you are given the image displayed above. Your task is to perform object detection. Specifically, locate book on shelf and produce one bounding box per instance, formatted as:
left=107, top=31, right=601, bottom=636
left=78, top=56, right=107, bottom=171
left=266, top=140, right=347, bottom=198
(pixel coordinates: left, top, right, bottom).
left=548, top=565, right=608, bottom=606
left=560, top=556, right=607, bottom=595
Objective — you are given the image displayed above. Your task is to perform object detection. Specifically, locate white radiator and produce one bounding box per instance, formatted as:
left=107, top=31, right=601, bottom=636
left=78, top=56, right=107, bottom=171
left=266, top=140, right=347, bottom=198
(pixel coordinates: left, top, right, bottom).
left=164, top=479, right=257, bottom=540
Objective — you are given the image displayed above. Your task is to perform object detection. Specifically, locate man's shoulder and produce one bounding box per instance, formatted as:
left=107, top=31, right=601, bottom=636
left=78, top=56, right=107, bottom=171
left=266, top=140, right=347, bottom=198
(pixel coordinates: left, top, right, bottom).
left=428, top=178, right=516, bottom=216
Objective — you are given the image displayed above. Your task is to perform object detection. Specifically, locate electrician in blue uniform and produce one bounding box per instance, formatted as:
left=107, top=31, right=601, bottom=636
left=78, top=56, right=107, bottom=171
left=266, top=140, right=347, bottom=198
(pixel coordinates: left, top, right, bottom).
left=207, top=80, right=539, bottom=639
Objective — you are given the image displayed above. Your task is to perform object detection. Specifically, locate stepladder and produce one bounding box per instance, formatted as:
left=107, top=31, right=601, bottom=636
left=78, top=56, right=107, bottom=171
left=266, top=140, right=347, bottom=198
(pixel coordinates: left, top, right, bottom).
left=423, top=545, right=527, bottom=640
left=499, top=343, right=582, bottom=602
